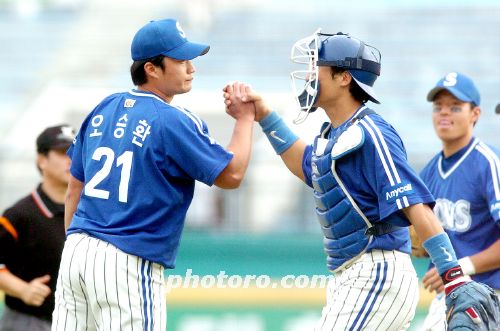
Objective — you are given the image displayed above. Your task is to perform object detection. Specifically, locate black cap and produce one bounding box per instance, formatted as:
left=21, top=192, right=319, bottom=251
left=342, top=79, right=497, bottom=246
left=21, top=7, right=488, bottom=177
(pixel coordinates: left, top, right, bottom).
left=36, top=124, right=76, bottom=154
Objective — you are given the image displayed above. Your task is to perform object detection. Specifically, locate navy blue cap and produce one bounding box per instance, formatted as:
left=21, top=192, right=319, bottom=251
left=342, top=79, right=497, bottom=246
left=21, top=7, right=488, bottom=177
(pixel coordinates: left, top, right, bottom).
left=427, top=72, right=480, bottom=106
left=36, top=124, right=75, bottom=153
left=131, top=19, right=210, bottom=61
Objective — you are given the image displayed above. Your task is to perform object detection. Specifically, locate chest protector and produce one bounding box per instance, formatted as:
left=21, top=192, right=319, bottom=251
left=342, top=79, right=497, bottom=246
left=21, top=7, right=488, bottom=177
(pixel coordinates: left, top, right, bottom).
left=312, top=108, right=395, bottom=272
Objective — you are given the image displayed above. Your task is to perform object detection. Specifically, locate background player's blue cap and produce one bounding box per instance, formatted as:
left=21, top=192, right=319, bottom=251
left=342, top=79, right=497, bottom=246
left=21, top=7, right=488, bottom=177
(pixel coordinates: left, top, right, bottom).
left=427, top=72, right=480, bottom=106
left=131, top=19, right=210, bottom=61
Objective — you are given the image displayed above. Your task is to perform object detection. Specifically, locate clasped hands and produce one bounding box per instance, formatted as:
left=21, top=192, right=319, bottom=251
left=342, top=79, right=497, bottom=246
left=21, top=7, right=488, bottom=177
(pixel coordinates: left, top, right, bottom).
left=222, top=82, right=271, bottom=122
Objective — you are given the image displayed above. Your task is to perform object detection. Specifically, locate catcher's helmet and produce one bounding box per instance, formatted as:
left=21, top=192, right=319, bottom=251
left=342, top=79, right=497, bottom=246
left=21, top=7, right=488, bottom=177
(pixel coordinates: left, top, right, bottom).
left=291, top=30, right=381, bottom=124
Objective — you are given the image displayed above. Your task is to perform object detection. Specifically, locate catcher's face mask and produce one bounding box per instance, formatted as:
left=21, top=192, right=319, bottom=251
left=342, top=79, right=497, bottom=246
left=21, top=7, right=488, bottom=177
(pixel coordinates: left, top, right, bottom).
left=291, top=30, right=382, bottom=124
left=290, top=29, right=321, bottom=124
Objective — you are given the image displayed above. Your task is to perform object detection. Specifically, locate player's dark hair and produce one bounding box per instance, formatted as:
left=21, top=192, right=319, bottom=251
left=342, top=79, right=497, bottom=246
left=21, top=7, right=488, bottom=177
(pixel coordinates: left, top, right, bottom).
left=330, top=67, right=371, bottom=104
left=130, top=55, right=166, bottom=86
left=470, top=102, right=479, bottom=127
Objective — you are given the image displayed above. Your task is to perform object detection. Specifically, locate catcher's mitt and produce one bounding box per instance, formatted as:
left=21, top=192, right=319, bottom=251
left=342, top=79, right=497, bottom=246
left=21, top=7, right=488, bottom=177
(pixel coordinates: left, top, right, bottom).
left=409, top=225, right=428, bottom=257
left=445, top=280, right=500, bottom=330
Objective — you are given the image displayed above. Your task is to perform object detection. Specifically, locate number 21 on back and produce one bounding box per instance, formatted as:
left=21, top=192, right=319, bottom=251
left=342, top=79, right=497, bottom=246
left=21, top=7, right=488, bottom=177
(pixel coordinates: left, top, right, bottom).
left=85, top=147, right=133, bottom=203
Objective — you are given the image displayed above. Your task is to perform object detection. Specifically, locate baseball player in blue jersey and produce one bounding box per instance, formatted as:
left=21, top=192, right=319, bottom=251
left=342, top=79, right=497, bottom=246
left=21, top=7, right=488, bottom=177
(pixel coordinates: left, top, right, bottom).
left=52, top=18, right=255, bottom=330
left=224, top=31, right=499, bottom=330
left=418, top=72, right=500, bottom=330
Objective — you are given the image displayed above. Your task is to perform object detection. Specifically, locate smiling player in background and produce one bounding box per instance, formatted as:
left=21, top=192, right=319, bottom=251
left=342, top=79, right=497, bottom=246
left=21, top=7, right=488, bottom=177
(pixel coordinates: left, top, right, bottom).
left=419, top=72, right=500, bottom=330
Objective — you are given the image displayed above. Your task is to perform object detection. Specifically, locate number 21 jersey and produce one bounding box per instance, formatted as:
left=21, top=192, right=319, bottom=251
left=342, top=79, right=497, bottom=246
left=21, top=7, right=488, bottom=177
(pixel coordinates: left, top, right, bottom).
left=67, top=90, right=233, bottom=268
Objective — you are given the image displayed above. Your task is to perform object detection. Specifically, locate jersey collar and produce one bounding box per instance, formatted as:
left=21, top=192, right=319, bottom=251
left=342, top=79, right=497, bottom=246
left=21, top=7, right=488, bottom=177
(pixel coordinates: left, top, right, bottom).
left=322, top=104, right=368, bottom=139
left=129, top=89, right=169, bottom=105
left=31, top=184, right=64, bottom=219
left=438, top=137, right=479, bottom=179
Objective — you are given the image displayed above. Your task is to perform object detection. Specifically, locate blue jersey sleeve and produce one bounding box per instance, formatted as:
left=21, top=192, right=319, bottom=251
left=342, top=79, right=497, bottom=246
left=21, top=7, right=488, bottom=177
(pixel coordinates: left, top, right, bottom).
left=68, top=116, right=90, bottom=182
left=161, top=107, right=233, bottom=186
left=359, top=116, right=435, bottom=220
left=302, top=144, right=313, bottom=188
left=477, top=143, right=500, bottom=223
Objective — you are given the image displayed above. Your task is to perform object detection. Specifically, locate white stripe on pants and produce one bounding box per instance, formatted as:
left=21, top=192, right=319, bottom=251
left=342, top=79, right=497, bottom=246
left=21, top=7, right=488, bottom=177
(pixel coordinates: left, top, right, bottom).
left=52, top=233, right=166, bottom=331
left=315, top=250, right=419, bottom=331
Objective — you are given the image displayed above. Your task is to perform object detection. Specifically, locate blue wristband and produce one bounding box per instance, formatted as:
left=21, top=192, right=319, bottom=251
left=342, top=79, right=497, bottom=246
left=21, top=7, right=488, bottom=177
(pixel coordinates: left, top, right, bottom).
left=422, top=232, right=459, bottom=275
left=259, top=111, right=299, bottom=155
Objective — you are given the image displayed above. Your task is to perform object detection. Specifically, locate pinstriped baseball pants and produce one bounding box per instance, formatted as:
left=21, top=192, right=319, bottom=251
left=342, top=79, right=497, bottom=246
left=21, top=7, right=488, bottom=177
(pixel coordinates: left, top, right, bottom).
left=315, top=250, right=419, bottom=331
left=52, top=233, right=166, bottom=331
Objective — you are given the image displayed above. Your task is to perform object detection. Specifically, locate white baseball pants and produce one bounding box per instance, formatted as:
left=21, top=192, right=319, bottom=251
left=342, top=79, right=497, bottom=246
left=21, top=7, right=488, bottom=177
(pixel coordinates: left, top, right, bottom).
left=315, top=250, right=419, bottom=331
left=52, top=233, right=166, bottom=331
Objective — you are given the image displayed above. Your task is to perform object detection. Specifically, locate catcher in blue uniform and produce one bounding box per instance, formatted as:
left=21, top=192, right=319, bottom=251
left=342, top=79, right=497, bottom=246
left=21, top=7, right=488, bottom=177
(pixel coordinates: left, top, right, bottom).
left=224, top=31, right=499, bottom=330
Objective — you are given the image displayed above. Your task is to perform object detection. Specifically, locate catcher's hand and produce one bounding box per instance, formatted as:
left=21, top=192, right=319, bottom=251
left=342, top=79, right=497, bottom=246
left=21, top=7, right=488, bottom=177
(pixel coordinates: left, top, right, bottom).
left=409, top=225, right=428, bottom=257
left=445, top=280, right=500, bottom=330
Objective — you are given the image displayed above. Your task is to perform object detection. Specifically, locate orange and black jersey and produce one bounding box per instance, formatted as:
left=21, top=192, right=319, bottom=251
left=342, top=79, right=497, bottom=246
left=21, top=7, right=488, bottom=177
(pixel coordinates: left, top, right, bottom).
left=0, top=184, right=65, bottom=322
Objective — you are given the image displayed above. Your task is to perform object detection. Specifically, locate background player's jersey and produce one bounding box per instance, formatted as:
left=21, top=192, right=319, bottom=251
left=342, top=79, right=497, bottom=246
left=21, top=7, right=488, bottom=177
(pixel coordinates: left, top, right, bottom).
left=420, top=137, right=500, bottom=289
left=302, top=108, right=435, bottom=254
left=67, top=89, right=233, bottom=268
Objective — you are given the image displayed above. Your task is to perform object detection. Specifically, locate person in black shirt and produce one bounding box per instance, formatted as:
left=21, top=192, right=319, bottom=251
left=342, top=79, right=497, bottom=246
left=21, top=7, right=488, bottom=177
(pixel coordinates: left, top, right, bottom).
left=0, top=124, right=75, bottom=331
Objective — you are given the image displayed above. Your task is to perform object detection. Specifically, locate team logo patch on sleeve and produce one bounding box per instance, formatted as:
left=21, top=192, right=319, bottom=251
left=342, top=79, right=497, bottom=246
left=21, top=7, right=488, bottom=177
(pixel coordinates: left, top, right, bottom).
left=384, top=182, right=413, bottom=202
left=124, top=99, right=136, bottom=108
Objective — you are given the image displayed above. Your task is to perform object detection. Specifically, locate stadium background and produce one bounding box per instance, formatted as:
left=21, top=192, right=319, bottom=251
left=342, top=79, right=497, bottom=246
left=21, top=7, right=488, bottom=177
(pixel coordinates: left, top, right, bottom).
left=0, top=0, right=499, bottom=329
